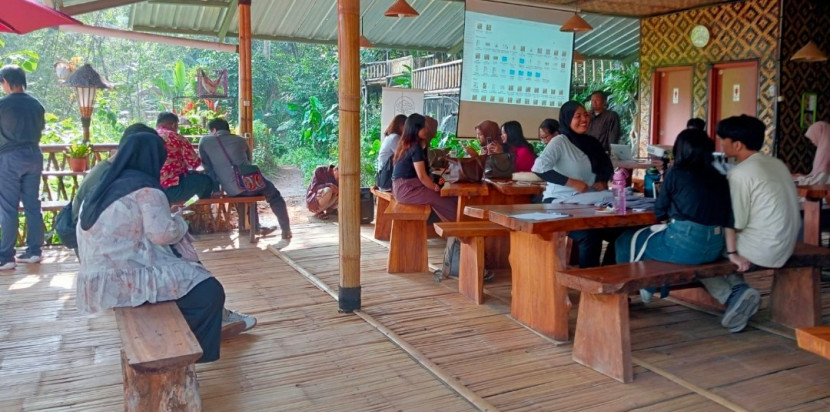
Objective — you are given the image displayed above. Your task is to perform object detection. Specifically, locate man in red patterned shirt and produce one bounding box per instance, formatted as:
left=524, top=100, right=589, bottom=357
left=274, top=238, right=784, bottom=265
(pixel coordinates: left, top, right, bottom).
left=155, top=112, right=214, bottom=203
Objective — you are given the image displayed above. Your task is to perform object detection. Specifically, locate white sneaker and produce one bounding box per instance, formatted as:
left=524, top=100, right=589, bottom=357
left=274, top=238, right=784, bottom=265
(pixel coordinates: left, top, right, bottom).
left=221, top=308, right=257, bottom=339
left=0, top=260, right=16, bottom=270
left=15, top=253, right=41, bottom=263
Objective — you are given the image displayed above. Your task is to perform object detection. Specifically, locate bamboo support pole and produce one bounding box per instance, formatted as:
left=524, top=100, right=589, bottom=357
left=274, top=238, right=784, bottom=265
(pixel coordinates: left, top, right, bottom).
left=238, top=0, right=254, bottom=152
left=336, top=0, right=362, bottom=311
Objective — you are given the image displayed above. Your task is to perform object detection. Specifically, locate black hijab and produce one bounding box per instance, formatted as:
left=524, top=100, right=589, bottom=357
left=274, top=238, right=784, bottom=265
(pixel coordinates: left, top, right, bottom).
left=559, top=100, right=614, bottom=182
left=79, top=132, right=168, bottom=230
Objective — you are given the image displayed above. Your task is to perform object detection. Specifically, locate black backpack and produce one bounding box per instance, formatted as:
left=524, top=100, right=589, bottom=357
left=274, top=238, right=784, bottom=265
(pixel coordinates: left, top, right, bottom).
left=54, top=202, right=78, bottom=249
left=375, top=156, right=393, bottom=191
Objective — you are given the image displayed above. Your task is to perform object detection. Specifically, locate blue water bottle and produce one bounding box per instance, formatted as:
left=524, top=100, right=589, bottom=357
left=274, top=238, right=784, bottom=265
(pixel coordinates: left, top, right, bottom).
left=644, top=167, right=661, bottom=198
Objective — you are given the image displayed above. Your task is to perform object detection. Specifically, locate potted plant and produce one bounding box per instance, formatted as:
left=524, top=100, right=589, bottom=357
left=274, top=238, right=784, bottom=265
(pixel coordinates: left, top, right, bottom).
left=67, top=141, right=92, bottom=172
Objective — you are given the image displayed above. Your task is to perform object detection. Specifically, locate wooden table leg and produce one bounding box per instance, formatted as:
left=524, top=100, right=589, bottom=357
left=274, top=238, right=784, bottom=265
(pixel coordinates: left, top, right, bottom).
left=771, top=266, right=821, bottom=328
left=509, top=231, right=570, bottom=341
left=803, top=199, right=821, bottom=246
left=573, top=292, right=632, bottom=383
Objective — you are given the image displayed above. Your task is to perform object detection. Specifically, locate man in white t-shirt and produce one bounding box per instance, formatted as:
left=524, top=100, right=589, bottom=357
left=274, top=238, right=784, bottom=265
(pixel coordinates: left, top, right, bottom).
left=703, top=115, right=800, bottom=333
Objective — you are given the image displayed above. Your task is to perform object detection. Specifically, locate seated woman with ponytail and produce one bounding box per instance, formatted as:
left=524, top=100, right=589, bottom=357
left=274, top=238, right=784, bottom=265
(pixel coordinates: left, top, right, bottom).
left=391, top=114, right=458, bottom=222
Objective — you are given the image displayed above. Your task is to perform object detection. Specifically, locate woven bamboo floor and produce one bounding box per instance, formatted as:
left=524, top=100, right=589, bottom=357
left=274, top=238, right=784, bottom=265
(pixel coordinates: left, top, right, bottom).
left=2, top=222, right=830, bottom=411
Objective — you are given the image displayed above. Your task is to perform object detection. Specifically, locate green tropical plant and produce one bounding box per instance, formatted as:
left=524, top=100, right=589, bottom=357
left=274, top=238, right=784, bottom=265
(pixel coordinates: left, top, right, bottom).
left=152, top=60, right=193, bottom=109
left=67, top=141, right=92, bottom=158
left=0, top=39, right=39, bottom=72
left=572, top=62, right=639, bottom=145
left=393, top=64, right=413, bottom=88
left=283, top=96, right=339, bottom=154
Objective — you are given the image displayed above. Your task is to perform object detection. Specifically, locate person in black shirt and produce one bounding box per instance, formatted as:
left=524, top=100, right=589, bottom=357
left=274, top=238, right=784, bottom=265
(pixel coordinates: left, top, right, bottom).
left=0, top=65, right=45, bottom=270
left=615, top=128, right=733, bottom=302
left=391, top=114, right=457, bottom=222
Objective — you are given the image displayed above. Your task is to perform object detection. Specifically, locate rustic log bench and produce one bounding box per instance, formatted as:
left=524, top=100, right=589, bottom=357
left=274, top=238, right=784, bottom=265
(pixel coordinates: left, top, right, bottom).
left=115, top=302, right=203, bottom=411
left=796, top=326, right=830, bottom=360
left=175, top=195, right=266, bottom=243
left=370, top=187, right=394, bottom=240
left=555, top=243, right=830, bottom=383
left=433, top=221, right=509, bottom=304
left=386, top=198, right=432, bottom=273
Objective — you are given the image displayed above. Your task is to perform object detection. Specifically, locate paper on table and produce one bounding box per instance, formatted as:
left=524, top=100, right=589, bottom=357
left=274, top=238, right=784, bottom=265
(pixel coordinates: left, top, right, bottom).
left=511, top=212, right=570, bottom=220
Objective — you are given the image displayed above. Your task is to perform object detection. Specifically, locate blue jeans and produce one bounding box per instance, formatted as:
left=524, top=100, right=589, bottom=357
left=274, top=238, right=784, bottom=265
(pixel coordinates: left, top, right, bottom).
left=615, top=219, right=725, bottom=265
left=0, top=147, right=44, bottom=260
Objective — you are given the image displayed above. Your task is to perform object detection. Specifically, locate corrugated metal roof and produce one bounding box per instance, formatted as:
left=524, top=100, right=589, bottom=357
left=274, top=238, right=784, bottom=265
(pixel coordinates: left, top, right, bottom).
left=53, top=0, right=640, bottom=59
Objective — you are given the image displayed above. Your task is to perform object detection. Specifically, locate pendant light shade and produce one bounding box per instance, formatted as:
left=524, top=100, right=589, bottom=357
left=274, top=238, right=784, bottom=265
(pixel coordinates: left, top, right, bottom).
left=790, top=40, right=828, bottom=62
left=385, top=0, right=419, bottom=18
left=560, top=13, right=593, bottom=33
left=573, top=51, right=585, bottom=62
left=360, top=35, right=374, bottom=48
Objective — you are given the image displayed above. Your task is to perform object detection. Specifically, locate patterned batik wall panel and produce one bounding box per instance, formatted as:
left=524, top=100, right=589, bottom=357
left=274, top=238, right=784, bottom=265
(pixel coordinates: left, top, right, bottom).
left=638, top=0, right=780, bottom=157
left=778, top=0, right=830, bottom=173
left=580, top=0, right=728, bottom=17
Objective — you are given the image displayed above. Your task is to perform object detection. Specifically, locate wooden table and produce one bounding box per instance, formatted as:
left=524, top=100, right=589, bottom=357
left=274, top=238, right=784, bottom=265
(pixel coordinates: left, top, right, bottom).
left=465, top=203, right=657, bottom=341
left=441, top=180, right=544, bottom=268
left=797, top=184, right=830, bottom=246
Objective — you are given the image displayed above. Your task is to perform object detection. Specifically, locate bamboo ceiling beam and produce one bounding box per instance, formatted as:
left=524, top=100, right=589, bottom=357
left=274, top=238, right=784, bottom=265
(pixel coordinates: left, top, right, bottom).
left=59, top=24, right=238, bottom=53
left=337, top=0, right=362, bottom=312
left=217, top=0, right=239, bottom=42
left=61, top=0, right=144, bottom=15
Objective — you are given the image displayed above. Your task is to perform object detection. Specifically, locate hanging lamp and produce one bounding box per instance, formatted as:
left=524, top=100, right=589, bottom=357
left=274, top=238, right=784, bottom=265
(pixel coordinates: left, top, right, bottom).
left=791, top=40, right=828, bottom=62
left=560, top=13, right=592, bottom=33
left=573, top=51, right=585, bottom=62
left=385, top=0, right=419, bottom=18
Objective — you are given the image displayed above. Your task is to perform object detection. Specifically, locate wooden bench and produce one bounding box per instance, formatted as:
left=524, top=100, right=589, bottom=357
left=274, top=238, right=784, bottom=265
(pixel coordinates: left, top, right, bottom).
left=115, top=302, right=203, bottom=411
left=796, top=326, right=830, bottom=360
left=386, top=198, right=432, bottom=273
left=370, top=187, right=394, bottom=240
left=434, top=221, right=509, bottom=304
left=555, top=243, right=830, bottom=383
left=176, top=195, right=266, bottom=243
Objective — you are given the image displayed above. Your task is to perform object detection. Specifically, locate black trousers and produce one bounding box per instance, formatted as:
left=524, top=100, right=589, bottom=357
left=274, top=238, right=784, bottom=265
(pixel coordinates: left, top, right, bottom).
left=165, top=172, right=215, bottom=204
left=176, top=276, right=225, bottom=363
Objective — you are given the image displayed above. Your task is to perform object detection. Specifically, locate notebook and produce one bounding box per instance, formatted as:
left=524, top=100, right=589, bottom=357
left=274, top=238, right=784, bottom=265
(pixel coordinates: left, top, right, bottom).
left=610, top=144, right=633, bottom=161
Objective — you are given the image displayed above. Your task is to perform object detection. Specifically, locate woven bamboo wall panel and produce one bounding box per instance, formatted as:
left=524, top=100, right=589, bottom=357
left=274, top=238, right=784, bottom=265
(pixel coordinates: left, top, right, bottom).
left=777, top=0, right=830, bottom=173
left=638, top=0, right=780, bottom=156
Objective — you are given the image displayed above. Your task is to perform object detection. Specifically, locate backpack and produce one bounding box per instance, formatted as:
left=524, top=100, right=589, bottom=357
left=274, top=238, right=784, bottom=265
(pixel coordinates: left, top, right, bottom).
left=434, top=236, right=461, bottom=282
left=54, top=202, right=78, bottom=249
left=375, top=156, right=393, bottom=191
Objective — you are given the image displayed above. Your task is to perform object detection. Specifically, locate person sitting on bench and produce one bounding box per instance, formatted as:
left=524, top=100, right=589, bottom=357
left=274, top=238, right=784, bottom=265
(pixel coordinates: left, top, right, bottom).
left=198, top=118, right=291, bottom=240
left=615, top=128, right=733, bottom=302
left=391, top=114, right=457, bottom=222
left=155, top=112, right=214, bottom=204
left=704, top=115, right=800, bottom=333
left=75, top=132, right=256, bottom=363
left=305, top=164, right=339, bottom=219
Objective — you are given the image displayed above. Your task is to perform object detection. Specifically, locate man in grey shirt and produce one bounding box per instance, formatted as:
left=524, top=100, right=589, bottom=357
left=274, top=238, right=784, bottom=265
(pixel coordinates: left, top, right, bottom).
left=586, top=90, right=621, bottom=152
left=0, top=65, right=45, bottom=269
left=198, top=118, right=292, bottom=241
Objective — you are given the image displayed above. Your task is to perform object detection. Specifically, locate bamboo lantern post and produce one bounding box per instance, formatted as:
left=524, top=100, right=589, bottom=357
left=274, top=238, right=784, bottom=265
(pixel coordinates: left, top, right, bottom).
left=336, top=0, right=362, bottom=312
left=238, top=0, right=254, bottom=152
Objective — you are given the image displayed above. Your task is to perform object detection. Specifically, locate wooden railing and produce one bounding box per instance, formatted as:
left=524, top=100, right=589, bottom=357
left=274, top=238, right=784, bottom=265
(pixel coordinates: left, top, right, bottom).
left=412, top=60, right=462, bottom=93
left=362, top=56, right=414, bottom=82
left=40, top=143, right=118, bottom=202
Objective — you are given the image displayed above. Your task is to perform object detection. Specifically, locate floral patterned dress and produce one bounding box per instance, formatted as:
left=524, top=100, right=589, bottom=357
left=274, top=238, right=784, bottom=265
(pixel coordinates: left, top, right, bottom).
left=75, top=187, right=212, bottom=313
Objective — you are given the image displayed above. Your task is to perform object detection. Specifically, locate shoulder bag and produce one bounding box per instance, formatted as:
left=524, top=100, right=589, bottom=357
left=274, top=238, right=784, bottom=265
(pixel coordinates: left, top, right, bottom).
left=216, top=136, right=267, bottom=192
left=447, top=156, right=485, bottom=183
left=484, top=152, right=515, bottom=179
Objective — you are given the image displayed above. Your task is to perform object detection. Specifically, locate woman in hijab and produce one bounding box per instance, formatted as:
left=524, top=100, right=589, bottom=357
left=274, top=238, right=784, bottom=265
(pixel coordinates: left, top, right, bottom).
left=464, top=119, right=503, bottom=157
left=796, top=121, right=830, bottom=185
left=530, top=100, right=617, bottom=267
left=75, top=132, right=247, bottom=363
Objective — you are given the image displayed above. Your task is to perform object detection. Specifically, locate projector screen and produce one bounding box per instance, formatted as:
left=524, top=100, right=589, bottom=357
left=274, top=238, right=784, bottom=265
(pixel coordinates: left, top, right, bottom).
left=458, top=0, right=574, bottom=140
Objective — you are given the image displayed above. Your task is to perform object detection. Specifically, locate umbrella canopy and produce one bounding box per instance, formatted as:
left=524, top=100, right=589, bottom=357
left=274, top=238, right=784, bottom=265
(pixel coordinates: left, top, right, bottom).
left=0, top=0, right=81, bottom=34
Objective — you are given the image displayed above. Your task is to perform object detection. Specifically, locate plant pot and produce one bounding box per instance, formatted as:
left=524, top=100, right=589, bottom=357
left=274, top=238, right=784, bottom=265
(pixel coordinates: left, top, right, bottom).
left=68, top=157, right=89, bottom=173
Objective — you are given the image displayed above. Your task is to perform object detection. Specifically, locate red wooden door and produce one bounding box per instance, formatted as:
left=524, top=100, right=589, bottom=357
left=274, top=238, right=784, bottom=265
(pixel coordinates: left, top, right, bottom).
left=710, top=61, right=758, bottom=149
left=652, top=66, right=693, bottom=146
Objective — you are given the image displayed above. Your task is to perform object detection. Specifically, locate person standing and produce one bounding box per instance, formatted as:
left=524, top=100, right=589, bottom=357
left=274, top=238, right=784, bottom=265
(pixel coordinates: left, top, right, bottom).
left=0, top=65, right=45, bottom=269
left=586, top=90, right=621, bottom=151
left=155, top=112, right=214, bottom=204
left=198, top=118, right=292, bottom=242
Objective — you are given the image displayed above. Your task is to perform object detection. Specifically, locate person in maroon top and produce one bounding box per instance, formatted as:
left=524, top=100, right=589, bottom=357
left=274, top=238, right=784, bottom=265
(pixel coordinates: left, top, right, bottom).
left=306, top=164, right=339, bottom=218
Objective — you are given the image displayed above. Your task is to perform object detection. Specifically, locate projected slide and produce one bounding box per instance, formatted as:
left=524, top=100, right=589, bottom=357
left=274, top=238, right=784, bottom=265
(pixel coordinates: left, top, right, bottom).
left=460, top=11, right=573, bottom=108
